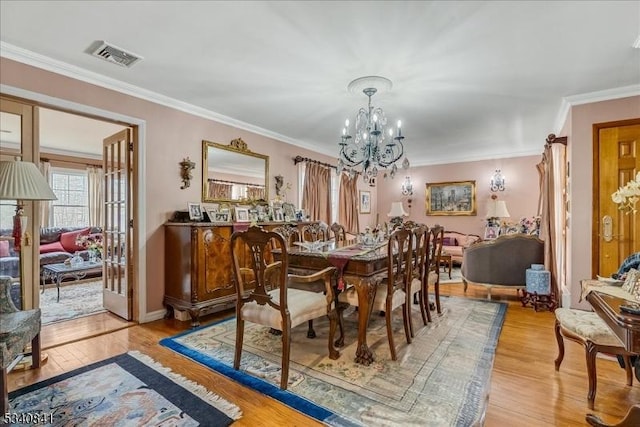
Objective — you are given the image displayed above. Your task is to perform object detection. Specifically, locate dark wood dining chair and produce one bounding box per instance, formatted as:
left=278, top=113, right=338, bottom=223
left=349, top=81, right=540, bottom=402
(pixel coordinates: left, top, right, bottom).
left=428, top=225, right=445, bottom=315
left=329, top=222, right=347, bottom=242
left=231, top=226, right=340, bottom=390
left=338, top=227, right=413, bottom=360
left=409, top=224, right=431, bottom=334
left=301, top=222, right=329, bottom=242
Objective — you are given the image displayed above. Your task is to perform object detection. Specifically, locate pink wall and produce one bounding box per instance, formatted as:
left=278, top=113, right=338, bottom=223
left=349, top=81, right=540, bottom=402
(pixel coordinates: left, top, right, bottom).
left=0, top=57, right=335, bottom=315
left=376, top=155, right=542, bottom=236
left=565, top=95, right=640, bottom=309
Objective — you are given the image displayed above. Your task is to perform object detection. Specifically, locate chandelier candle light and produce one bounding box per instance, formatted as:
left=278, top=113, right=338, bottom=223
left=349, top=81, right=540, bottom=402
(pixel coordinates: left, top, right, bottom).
left=338, top=76, right=409, bottom=183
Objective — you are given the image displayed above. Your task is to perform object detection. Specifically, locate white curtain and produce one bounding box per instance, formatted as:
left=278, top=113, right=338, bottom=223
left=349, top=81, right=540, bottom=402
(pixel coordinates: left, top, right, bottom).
left=39, top=160, right=52, bottom=228
left=87, top=166, right=104, bottom=228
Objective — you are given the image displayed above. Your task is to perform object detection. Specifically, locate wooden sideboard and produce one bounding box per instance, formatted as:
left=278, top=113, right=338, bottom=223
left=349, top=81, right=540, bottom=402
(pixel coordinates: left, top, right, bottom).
left=164, top=221, right=316, bottom=327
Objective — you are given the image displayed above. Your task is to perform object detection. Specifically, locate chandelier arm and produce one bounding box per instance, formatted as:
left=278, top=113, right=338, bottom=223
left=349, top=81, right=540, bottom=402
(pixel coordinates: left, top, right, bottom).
left=339, top=145, right=365, bottom=167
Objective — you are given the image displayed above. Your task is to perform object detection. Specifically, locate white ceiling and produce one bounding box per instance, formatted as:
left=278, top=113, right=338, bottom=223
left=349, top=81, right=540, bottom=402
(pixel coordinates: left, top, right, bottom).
left=1, top=1, right=639, bottom=165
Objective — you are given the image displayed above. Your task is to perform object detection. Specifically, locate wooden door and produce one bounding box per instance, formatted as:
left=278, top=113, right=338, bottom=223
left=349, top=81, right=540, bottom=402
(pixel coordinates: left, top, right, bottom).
left=594, top=120, right=640, bottom=277
left=102, top=129, right=134, bottom=319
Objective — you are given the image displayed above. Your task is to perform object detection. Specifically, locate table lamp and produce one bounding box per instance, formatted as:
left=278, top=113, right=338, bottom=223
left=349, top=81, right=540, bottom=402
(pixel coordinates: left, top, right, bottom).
left=486, top=197, right=510, bottom=237
left=387, top=201, right=408, bottom=229
left=0, top=159, right=57, bottom=251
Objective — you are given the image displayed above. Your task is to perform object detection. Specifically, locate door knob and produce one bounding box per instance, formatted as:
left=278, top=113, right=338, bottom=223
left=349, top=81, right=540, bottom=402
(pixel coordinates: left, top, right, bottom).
left=602, top=215, right=613, bottom=242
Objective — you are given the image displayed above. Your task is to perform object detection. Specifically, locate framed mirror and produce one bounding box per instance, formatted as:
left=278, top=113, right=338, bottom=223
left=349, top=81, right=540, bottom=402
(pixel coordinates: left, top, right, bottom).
left=202, top=138, right=269, bottom=203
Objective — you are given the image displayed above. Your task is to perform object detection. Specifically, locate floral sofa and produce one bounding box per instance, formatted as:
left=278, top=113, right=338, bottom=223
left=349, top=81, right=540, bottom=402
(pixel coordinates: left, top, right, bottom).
left=0, top=226, right=102, bottom=278
left=442, top=231, right=482, bottom=265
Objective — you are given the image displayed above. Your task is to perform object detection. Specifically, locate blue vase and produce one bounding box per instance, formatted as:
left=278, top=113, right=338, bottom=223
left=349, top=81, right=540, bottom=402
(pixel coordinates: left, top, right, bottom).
left=526, top=264, right=550, bottom=295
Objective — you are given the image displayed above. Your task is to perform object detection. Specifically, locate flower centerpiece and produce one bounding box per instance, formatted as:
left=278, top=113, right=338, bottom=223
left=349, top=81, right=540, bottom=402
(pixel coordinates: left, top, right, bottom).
left=76, top=233, right=103, bottom=262
left=612, top=172, right=640, bottom=214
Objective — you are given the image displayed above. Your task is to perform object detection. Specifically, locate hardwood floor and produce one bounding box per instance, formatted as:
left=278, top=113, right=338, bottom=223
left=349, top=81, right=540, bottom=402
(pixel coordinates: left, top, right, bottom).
left=8, top=282, right=640, bottom=426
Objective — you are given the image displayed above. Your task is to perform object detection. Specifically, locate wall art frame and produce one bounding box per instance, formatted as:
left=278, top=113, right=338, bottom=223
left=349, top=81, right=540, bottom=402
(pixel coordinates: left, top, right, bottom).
left=359, top=190, right=371, bottom=214
left=425, top=180, right=476, bottom=216
left=187, top=202, right=204, bottom=221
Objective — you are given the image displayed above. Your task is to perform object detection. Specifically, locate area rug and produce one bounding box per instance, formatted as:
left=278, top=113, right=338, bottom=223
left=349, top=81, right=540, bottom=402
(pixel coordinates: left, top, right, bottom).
left=440, top=266, right=463, bottom=284
left=41, top=280, right=106, bottom=325
left=161, top=296, right=506, bottom=426
left=8, top=351, right=242, bottom=426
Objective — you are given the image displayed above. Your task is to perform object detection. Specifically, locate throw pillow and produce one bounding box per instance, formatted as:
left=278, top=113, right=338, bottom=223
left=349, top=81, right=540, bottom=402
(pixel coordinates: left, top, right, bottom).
left=59, top=227, right=91, bottom=253
left=0, top=240, right=9, bottom=257
left=442, top=237, right=457, bottom=246
left=40, top=241, right=66, bottom=254
left=622, top=268, right=640, bottom=294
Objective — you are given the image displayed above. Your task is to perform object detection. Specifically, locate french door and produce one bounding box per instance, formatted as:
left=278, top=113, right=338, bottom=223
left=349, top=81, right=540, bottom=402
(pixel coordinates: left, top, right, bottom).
left=102, top=129, right=135, bottom=320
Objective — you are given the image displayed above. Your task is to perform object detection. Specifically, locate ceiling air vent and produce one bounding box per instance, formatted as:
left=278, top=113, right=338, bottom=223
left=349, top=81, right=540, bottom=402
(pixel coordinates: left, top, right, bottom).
left=87, top=41, right=143, bottom=68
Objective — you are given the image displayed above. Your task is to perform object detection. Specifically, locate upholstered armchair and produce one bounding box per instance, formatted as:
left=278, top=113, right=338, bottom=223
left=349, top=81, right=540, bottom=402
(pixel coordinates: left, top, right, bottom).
left=0, top=276, right=42, bottom=413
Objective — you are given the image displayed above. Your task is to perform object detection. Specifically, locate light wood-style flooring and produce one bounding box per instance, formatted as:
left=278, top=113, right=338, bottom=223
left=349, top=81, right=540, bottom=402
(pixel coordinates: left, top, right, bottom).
left=9, top=282, right=640, bottom=426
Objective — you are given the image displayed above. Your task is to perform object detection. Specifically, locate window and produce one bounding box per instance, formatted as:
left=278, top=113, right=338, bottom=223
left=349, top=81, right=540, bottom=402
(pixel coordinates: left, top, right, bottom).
left=0, top=201, right=16, bottom=229
left=50, top=168, right=89, bottom=227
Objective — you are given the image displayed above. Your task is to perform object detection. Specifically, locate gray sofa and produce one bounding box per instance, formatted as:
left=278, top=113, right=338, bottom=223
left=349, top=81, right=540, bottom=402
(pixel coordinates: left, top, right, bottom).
left=461, top=233, right=544, bottom=299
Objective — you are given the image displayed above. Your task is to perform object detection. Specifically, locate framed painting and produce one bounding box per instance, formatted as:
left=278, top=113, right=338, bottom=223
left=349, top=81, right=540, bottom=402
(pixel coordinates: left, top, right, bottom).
left=208, top=210, right=231, bottom=223
left=425, top=180, right=476, bottom=216
left=359, top=190, right=371, bottom=214
left=187, top=202, right=204, bottom=221
left=234, top=206, right=250, bottom=222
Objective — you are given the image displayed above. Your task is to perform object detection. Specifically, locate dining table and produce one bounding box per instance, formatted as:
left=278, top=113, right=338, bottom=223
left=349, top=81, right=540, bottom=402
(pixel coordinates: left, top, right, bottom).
left=272, top=239, right=389, bottom=365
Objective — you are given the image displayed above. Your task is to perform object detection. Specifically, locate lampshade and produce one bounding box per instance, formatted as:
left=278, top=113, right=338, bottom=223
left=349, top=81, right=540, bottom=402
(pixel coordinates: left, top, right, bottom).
left=486, top=200, right=510, bottom=218
left=0, top=159, right=57, bottom=200
left=387, top=201, right=408, bottom=217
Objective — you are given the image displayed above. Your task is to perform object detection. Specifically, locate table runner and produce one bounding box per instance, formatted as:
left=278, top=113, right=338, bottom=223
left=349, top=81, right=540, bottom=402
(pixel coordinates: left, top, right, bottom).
left=323, top=244, right=381, bottom=290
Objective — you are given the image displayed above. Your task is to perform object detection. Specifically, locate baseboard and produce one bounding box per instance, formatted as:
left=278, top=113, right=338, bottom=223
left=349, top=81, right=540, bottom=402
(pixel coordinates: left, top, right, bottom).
left=140, top=309, right=166, bottom=323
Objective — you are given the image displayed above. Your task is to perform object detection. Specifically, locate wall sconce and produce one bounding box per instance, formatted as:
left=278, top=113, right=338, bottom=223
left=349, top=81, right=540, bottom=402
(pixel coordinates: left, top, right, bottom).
left=401, top=176, right=413, bottom=196
left=401, top=176, right=413, bottom=208
left=179, top=157, right=196, bottom=189
left=490, top=169, right=505, bottom=192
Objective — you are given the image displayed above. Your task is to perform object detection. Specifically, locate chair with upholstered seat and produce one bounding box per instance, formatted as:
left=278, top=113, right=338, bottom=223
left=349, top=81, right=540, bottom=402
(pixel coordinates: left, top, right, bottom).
left=554, top=307, right=636, bottom=409
left=409, top=224, right=431, bottom=333
left=428, top=225, right=445, bottom=314
left=338, top=227, right=413, bottom=360
left=231, top=226, right=339, bottom=390
left=0, top=276, right=42, bottom=413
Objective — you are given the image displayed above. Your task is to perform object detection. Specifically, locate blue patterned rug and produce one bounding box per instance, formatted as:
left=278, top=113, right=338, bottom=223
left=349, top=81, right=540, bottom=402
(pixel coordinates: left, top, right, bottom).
left=161, top=296, right=506, bottom=426
left=8, top=351, right=242, bottom=426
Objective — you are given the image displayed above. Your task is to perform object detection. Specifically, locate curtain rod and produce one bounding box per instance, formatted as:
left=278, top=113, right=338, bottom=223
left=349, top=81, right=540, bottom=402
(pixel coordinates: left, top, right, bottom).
left=208, top=178, right=264, bottom=188
left=293, top=155, right=336, bottom=170
left=545, top=134, right=567, bottom=146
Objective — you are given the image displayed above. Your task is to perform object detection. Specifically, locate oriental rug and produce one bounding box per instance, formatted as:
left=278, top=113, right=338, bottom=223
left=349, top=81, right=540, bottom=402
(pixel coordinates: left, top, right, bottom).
left=40, top=279, right=106, bottom=325
left=7, top=351, right=241, bottom=426
left=440, top=266, right=463, bottom=284
left=161, top=296, right=506, bottom=426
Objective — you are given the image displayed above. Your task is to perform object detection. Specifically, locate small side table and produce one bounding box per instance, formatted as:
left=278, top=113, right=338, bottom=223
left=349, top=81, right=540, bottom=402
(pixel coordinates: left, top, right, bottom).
left=439, top=254, right=452, bottom=279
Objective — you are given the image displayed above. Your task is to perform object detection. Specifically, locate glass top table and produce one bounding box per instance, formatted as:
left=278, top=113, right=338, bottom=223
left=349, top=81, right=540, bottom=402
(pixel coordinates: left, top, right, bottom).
left=41, top=261, right=102, bottom=302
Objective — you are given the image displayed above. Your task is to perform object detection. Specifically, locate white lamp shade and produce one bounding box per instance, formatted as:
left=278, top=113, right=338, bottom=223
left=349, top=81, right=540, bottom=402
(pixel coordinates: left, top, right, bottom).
left=0, top=160, right=57, bottom=200
left=486, top=200, right=510, bottom=218
left=387, top=201, right=408, bottom=217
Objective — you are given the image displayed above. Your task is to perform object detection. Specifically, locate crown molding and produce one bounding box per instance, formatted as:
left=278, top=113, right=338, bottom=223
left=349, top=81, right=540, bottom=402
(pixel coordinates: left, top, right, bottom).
left=554, top=84, right=640, bottom=134
left=0, top=41, right=332, bottom=157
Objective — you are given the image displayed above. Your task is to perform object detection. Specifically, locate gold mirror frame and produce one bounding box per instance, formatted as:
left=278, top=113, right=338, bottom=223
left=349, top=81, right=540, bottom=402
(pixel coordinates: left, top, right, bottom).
left=202, top=138, right=269, bottom=203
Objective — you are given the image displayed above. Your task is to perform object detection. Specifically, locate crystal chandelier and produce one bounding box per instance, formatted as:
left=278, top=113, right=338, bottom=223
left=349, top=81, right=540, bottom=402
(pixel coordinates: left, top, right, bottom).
left=337, top=76, right=409, bottom=183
